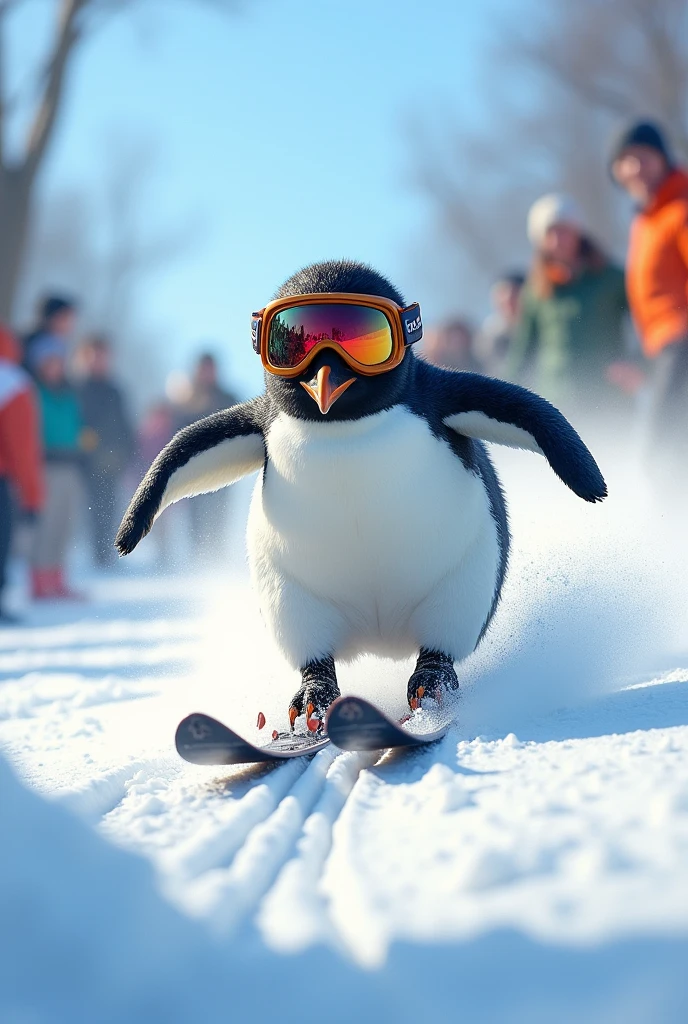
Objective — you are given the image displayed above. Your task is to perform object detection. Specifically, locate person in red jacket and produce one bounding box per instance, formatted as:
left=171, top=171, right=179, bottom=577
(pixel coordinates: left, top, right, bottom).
left=0, top=325, right=44, bottom=622
left=610, top=121, right=688, bottom=482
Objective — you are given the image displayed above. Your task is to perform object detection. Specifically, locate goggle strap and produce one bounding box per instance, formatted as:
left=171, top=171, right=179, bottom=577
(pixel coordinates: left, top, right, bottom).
left=401, top=303, right=423, bottom=346
left=251, top=317, right=261, bottom=354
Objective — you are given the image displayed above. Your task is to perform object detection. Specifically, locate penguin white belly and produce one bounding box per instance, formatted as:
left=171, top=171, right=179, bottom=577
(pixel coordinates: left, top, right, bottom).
left=247, top=407, right=501, bottom=666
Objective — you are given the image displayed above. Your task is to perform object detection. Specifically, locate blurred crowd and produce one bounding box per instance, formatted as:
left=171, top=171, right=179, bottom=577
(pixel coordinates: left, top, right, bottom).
left=0, top=294, right=238, bottom=622
left=423, top=119, right=688, bottom=475
left=0, top=118, right=687, bottom=623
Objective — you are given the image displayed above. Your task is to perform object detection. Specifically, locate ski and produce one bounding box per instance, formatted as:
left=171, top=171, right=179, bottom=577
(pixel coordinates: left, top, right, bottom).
left=325, top=695, right=450, bottom=752
left=175, top=712, right=330, bottom=766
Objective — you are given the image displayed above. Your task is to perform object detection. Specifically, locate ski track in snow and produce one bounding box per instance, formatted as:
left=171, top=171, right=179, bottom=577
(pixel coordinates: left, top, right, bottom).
left=2, top=459, right=688, bottom=1021
left=3, top=571, right=688, bottom=965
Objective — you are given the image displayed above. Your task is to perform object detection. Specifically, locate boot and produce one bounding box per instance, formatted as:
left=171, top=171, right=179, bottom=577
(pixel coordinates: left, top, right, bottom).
left=31, top=568, right=55, bottom=600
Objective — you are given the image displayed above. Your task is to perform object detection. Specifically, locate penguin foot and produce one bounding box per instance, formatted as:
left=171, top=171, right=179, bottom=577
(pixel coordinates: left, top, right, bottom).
left=407, top=648, right=458, bottom=709
left=289, top=655, right=340, bottom=732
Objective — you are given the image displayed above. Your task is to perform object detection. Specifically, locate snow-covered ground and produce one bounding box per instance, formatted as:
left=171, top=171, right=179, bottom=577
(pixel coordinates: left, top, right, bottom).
left=2, top=453, right=688, bottom=1023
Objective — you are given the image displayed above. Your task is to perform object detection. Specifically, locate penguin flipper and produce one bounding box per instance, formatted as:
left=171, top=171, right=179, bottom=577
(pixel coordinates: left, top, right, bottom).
left=436, top=371, right=607, bottom=503
left=115, top=400, right=265, bottom=556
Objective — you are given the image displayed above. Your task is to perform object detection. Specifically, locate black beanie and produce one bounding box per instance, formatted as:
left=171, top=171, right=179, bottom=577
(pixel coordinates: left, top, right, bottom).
left=609, top=120, right=674, bottom=171
left=40, top=294, right=77, bottom=323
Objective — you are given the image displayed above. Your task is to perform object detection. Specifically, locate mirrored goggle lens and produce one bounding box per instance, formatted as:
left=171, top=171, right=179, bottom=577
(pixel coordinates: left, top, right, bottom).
left=267, top=304, right=393, bottom=369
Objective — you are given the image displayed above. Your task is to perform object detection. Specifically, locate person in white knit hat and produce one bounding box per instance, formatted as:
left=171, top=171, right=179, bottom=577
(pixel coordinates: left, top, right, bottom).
left=526, top=193, right=589, bottom=250
left=507, top=192, right=642, bottom=426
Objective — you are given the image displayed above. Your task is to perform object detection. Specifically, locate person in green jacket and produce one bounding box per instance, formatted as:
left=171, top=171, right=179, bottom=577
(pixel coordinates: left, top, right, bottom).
left=29, top=337, right=86, bottom=600
left=508, top=193, right=643, bottom=425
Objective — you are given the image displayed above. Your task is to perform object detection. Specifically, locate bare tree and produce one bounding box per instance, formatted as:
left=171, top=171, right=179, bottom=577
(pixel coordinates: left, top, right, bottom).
left=15, top=138, right=200, bottom=408
left=0, top=0, right=240, bottom=321
left=412, top=0, right=688, bottom=317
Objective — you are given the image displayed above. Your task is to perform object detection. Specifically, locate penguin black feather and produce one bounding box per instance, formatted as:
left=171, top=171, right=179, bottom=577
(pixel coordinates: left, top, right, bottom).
left=114, top=399, right=266, bottom=556
left=412, top=362, right=608, bottom=504
left=274, top=259, right=405, bottom=305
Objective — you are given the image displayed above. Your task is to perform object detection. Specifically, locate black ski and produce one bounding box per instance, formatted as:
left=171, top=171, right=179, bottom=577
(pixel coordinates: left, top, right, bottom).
left=175, top=712, right=330, bottom=765
left=325, top=695, right=450, bottom=752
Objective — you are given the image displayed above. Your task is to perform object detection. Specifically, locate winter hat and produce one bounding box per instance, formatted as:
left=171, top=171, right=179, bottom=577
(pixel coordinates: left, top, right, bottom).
left=608, top=120, right=674, bottom=171
left=494, top=270, right=526, bottom=289
left=39, top=294, right=77, bottom=324
left=527, top=193, right=588, bottom=248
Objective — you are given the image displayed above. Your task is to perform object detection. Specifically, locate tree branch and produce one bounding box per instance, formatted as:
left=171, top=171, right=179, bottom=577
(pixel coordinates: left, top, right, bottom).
left=636, top=0, right=688, bottom=151
left=0, top=1, right=18, bottom=170
left=0, top=8, right=5, bottom=171
left=23, top=0, right=87, bottom=180
left=515, top=33, right=635, bottom=118
left=416, top=162, right=503, bottom=277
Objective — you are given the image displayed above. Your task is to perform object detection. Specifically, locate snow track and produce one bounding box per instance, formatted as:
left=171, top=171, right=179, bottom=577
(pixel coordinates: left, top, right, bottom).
left=3, top=574, right=687, bottom=961
left=2, top=461, right=688, bottom=1021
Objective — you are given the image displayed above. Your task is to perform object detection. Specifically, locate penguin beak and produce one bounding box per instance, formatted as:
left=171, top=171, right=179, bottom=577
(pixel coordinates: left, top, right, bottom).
left=300, top=365, right=356, bottom=414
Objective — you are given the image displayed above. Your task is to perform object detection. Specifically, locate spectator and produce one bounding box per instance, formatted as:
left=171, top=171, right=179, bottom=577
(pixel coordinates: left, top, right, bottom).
left=23, top=295, right=78, bottom=376
left=137, top=401, right=176, bottom=471
left=508, top=194, right=637, bottom=421
left=29, top=339, right=85, bottom=600
left=175, top=353, right=238, bottom=427
left=610, top=120, right=688, bottom=481
left=474, top=271, right=526, bottom=376
left=0, top=326, right=44, bottom=623
left=76, top=335, right=135, bottom=567
left=422, top=319, right=480, bottom=373
left=134, top=401, right=177, bottom=568
left=176, top=353, right=239, bottom=560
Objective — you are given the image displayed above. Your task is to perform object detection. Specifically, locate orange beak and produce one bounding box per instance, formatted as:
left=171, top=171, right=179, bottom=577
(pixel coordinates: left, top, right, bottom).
left=300, top=365, right=356, bottom=414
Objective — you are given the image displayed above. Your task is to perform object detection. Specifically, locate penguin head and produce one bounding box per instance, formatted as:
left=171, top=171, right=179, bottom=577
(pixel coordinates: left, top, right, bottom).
left=263, top=260, right=415, bottom=422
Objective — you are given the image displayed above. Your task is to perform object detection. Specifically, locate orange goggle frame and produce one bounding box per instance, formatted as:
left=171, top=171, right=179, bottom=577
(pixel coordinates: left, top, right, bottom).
left=251, top=292, right=423, bottom=378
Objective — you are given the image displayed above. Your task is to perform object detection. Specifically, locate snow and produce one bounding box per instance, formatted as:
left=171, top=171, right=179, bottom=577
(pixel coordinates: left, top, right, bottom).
left=1, top=452, right=688, bottom=1023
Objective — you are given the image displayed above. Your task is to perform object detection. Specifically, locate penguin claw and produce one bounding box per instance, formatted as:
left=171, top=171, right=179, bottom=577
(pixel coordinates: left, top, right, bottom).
left=408, top=681, right=450, bottom=710
left=288, top=678, right=340, bottom=730
left=407, top=653, right=459, bottom=710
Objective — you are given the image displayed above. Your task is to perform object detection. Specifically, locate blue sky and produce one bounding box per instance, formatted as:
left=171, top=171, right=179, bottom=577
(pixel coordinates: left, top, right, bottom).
left=9, top=0, right=499, bottom=398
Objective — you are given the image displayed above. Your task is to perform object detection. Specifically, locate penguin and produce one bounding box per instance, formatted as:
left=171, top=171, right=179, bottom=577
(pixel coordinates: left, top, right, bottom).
left=116, top=260, right=606, bottom=726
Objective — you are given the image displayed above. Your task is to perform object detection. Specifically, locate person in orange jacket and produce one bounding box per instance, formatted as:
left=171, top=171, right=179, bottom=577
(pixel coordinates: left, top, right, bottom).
left=0, top=325, right=44, bottom=623
left=610, top=121, right=688, bottom=480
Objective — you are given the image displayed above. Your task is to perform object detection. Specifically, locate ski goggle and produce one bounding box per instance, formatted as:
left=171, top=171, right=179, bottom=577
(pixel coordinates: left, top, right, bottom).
left=251, top=292, right=423, bottom=378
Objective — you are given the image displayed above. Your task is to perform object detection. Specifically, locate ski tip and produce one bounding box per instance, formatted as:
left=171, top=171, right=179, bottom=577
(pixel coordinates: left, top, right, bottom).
left=176, top=712, right=216, bottom=745
left=175, top=710, right=331, bottom=765
left=325, top=695, right=451, bottom=752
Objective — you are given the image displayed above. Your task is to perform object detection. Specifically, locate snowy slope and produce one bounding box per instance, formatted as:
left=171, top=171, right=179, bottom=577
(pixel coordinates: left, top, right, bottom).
left=2, top=453, right=688, bottom=1023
